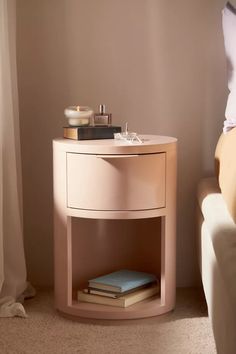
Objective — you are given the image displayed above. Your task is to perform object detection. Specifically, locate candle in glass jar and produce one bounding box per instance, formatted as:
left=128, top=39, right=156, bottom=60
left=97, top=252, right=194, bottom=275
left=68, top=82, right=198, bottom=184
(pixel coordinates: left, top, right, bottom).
left=64, top=106, right=93, bottom=126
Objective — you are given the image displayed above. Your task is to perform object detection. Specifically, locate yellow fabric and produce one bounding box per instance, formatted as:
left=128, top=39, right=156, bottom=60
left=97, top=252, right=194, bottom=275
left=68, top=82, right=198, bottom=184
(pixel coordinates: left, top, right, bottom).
left=215, top=127, right=236, bottom=223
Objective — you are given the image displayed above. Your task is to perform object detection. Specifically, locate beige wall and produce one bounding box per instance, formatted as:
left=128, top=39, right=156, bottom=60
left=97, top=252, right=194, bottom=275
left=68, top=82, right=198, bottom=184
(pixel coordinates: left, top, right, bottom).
left=16, top=0, right=227, bottom=287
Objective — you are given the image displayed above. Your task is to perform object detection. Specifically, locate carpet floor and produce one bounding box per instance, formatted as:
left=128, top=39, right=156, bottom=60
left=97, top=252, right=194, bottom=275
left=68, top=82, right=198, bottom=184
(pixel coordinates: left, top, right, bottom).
left=0, top=287, right=216, bottom=354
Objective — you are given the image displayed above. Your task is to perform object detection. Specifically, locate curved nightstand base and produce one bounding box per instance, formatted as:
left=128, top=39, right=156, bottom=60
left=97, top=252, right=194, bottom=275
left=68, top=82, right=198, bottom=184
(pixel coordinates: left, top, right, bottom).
left=57, top=296, right=175, bottom=320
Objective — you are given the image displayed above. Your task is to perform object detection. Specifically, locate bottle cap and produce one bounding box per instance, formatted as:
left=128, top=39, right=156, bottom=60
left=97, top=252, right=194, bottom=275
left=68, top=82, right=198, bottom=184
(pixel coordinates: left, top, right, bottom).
left=99, top=104, right=106, bottom=114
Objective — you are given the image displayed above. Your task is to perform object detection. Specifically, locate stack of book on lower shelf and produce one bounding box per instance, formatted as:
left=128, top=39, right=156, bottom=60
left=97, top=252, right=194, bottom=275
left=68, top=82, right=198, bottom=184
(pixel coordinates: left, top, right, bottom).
left=77, top=269, right=160, bottom=308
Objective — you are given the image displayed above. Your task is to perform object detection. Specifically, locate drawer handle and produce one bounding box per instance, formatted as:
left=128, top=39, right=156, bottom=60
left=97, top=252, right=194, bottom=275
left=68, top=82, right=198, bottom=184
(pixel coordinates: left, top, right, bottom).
left=96, top=154, right=139, bottom=159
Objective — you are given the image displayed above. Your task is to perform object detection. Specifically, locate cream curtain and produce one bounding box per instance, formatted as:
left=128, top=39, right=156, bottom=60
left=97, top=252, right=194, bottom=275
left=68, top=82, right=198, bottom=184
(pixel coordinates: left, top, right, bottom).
left=0, top=0, right=29, bottom=317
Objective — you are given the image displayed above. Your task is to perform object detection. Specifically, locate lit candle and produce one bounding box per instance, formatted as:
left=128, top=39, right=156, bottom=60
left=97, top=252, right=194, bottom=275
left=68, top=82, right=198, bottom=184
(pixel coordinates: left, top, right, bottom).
left=64, top=106, right=94, bottom=126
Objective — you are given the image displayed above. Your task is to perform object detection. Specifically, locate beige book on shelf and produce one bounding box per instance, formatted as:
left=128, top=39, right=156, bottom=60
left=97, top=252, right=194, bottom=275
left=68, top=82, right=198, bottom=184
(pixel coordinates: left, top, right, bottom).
left=77, top=283, right=159, bottom=308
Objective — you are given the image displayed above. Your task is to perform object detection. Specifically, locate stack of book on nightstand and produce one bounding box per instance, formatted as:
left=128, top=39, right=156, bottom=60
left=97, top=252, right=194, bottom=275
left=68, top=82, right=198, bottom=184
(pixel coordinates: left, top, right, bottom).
left=77, top=269, right=160, bottom=308
left=63, top=126, right=122, bottom=140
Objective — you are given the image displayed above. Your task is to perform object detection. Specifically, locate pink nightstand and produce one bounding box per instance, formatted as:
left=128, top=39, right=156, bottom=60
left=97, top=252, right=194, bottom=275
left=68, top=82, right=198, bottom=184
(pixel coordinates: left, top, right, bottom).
left=53, top=135, right=177, bottom=319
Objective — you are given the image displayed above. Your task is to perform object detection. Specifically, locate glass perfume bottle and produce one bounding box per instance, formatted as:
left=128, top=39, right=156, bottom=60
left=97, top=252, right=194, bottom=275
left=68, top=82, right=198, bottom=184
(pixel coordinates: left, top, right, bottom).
left=93, top=104, right=112, bottom=126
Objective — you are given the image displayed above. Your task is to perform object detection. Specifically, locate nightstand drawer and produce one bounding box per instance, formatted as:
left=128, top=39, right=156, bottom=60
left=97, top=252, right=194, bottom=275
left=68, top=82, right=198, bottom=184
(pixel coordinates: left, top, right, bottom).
left=66, top=153, right=166, bottom=211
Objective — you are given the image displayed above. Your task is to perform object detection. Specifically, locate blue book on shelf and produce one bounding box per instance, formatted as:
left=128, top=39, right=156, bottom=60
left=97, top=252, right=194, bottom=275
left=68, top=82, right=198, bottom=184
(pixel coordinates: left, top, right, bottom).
left=88, top=269, right=157, bottom=293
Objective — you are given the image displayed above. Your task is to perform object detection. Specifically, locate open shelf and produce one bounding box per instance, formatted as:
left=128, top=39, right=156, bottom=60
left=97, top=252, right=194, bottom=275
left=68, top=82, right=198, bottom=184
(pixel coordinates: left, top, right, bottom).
left=68, top=217, right=162, bottom=319
left=71, top=217, right=162, bottom=291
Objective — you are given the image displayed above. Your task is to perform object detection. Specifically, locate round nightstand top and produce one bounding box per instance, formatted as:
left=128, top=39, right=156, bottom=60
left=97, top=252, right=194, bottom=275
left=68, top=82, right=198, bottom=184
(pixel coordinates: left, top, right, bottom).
left=53, top=135, right=177, bottom=155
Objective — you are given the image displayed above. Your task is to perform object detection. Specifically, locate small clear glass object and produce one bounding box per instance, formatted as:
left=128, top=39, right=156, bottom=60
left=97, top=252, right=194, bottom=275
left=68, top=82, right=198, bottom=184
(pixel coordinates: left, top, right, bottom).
left=114, top=122, right=143, bottom=144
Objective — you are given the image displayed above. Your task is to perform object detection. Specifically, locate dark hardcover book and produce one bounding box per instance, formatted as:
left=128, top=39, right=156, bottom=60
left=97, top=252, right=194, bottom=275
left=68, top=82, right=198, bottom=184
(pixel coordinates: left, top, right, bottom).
left=63, top=125, right=121, bottom=140
left=88, top=269, right=157, bottom=293
left=87, top=282, right=157, bottom=298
